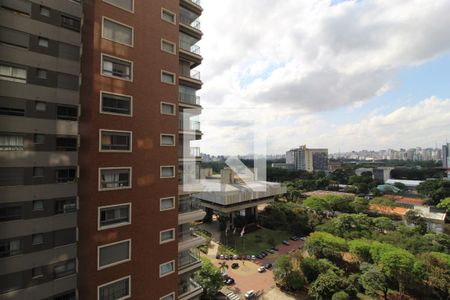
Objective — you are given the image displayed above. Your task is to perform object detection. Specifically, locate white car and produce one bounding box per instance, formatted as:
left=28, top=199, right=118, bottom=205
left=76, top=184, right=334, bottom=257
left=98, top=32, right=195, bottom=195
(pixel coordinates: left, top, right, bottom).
left=258, top=266, right=266, bottom=273
left=244, top=290, right=255, bottom=299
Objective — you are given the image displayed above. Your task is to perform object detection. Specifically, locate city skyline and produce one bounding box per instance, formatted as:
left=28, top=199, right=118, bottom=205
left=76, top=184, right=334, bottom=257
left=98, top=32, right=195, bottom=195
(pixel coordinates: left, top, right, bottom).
left=197, top=0, right=450, bottom=155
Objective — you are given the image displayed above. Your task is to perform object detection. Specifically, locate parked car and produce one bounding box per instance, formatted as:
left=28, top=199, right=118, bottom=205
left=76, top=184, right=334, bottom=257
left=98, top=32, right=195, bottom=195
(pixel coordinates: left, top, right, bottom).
left=216, top=254, right=220, bottom=259
left=244, top=290, right=255, bottom=299
left=260, top=252, right=267, bottom=257
left=299, top=237, right=306, bottom=241
left=231, top=263, right=239, bottom=269
left=233, top=255, right=239, bottom=260
left=241, top=255, right=247, bottom=260
left=251, top=255, right=256, bottom=260
left=264, top=263, right=273, bottom=269
left=256, top=254, right=263, bottom=259
left=289, top=236, right=298, bottom=241
left=282, top=240, right=290, bottom=246
left=224, top=277, right=235, bottom=285
left=266, top=248, right=275, bottom=254
left=220, top=254, right=224, bottom=259
left=271, top=246, right=279, bottom=251
left=258, top=266, right=266, bottom=273
left=246, top=255, right=252, bottom=260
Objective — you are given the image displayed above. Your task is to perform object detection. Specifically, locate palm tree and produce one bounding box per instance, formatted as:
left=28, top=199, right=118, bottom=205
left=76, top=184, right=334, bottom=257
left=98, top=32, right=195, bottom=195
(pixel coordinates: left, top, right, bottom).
left=218, top=261, right=228, bottom=274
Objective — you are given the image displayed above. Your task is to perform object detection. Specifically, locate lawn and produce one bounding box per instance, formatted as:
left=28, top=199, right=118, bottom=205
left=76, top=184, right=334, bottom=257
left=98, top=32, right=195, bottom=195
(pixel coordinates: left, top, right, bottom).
left=220, top=227, right=291, bottom=255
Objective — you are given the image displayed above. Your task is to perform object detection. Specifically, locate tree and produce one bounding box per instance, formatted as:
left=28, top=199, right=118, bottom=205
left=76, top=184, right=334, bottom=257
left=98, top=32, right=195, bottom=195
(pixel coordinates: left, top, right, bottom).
left=437, top=197, right=450, bottom=212
left=359, top=263, right=389, bottom=300
left=349, top=239, right=373, bottom=263
left=378, top=249, right=424, bottom=296
left=350, top=197, right=369, bottom=213
left=417, top=180, right=450, bottom=205
left=300, top=257, right=340, bottom=283
left=308, top=270, right=345, bottom=300
left=273, top=254, right=306, bottom=291
left=372, top=217, right=396, bottom=233
left=304, top=232, right=348, bottom=261
left=331, top=291, right=350, bottom=300
left=404, top=210, right=428, bottom=234
left=417, top=252, right=450, bottom=299
left=194, top=257, right=224, bottom=299
left=303, top=195, right=353, bottom=216
left=317, top=213, right=373, bottom=239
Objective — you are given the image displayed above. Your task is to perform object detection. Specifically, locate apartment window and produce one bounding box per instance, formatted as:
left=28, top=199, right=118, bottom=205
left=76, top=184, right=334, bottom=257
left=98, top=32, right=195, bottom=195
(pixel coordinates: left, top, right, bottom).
left=61, top=15, right=81, bottom=32
left=57, top=105, right=78, bottom=120
left=161, top=166, right=175, bottom=178
left=32, top=267, right=43, bottom=278
left=161, top=102, right=175, bottom=115
left=160, top=134, right=175, bottom=146
left=32, top=233, right=44, bottom=245
left=0, top=65, right=26, bottom=83
left=33, top=167, right=44, bottom=178
left=37, top=69, right=47, bottom=79
left=0, top=239, right=21, bottom=257
left=101, top=92, right=132, bottom=116
left=0, top=105, right=25, bottom=116
left=99, top=168, right=131, bottom=190
left=55, top=198, right=77, bottom=214
left=34, top=134, right=45, bottom=144
left=103, top=0, right=134, bottom=12
left=160, top=197, right=175, bottom=211
left=161, top=8, right=176, bottom=24
left=98, top=276, right=130, bottom=300
left=102, top=55, right=132, bottom=80
left=38, top=37, right=49, bottom=48
left=160, top=229, right=175, bottom=244
left=160, top=261, right=175, bottom=277
left=98, top=239, right=131, bottom=269
left=56, top=137, right=77, bottom=151
left=54, top=291, right=76, bottom=300
left=40, top=6, right=50, bottom=17
left=35, top=102, right=46, bottom=112
left=33, top=200, right=44, bottom=211
left=160, top=293, right=175, bottom=300
left=161, top=71, right=175, bottom=85
left=161, top=39, right=176, bottom=54
left=57, top=168, right=77, bottom=183
left=99, top=204, right=130, bottom=228
left=54, top=259, right=76, bottom=278
left=0, top=204, right=21, bottom=221
left=100, top=130, right=131, bottom=151
left=102, top=18, right=133, bottom=46
left=0, top=135, right=24, bottom=151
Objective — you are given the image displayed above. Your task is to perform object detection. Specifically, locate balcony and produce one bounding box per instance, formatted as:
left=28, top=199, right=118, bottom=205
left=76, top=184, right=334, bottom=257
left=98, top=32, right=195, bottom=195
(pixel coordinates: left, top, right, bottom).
left=179, top=92, right=201, bottom=106
left=180, top=10, right=202, bottom=39
left=179, top=40, right=202, bottom=67
left=179, top=197, right=205, bottom=224
left=180, top=0, right=203, bottom=16
left=178, top=278, right=203, bottom=300
left=179, top=70, right=202, bottom=89
left=178, top=249, right=202, bottom=275
left=179, top=147, right=201, bottom=160
left=178, top=230, right=205, bottom=252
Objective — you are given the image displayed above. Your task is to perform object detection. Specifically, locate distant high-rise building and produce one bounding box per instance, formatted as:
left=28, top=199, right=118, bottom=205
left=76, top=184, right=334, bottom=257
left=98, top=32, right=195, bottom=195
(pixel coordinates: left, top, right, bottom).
left=443, top=143, right=450, bottom=179
left=286, top=145, right=328, bottom=172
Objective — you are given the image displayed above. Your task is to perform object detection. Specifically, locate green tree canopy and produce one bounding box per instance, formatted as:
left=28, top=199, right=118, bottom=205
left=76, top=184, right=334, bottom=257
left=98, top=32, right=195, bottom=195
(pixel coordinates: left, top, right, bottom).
left=359, top=263, right=389, bottom=300
left=300, top=257, right=340, bottom=283
left=308, top=270, right=346, bottom=300
left=194, top=257, right=224, bottom=299
left=304, top=231, right=348, bottom=261
left=437, top=197, right=450, bottom=212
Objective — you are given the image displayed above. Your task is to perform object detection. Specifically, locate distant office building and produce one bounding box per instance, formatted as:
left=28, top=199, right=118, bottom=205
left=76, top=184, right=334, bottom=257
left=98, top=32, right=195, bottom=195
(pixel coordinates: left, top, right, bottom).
left=443, top=143, right=450, bottom=179
left=286, top=145, right=328, bottom=172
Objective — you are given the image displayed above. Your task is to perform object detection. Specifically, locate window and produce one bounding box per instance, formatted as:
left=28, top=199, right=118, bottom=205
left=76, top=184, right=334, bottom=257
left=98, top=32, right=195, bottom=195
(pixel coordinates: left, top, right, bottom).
left=33, top=200, right=44, bottom=211
left=99, top=204, right=130, bottom=229
left=161, top=71, right=175, bottom=85
left=56, top=137, right=77, bottom=151
left=160, top=134, right=175, bottom=146
left=160, top=197, right=175, bottom=211
left=56, top=168, right=77, bottom=183
left=161, top=39, right=176, bottom=54
left=0, top=204, right=21, bottom=221
left=57, top=105, right=78, bottom=120
left=0, top=106, right=25, bottom=116
left=102, top=55, right=132, bottom=80
left=161, top=102, right=176, bottom=116
left=0, top=135, right=24, bottom=151
left=38, top=37, right=49, bottom=48
left=40, top=6, right=50, bottom=17
left=0, top=239, right=21, bottom=257
left=33, top=167, right=44, bottom=178
left=103, top=0, right=134, bottom=12
left=99, top=168, right=131, bottom=190
left=54, top=259, right=76, bottom=278
left=101, top=92, right=132, bottom=116
left=32, top=267, right=43, bottom=278
left=0, top=65, right=26, bottom=83
left=54, top=291, right=76, bottom=300
left=98, top=239, right=131, bottom=269
left=159, top=261, right=175, bottom=277
left=102, top=18, right=133, bottom=46
left=160, top=229, right=175, bottom=244
left=98, top=276, right=130, bottom=300
left=160, top=166, right=175, bottom=178
left=61, top=15, right=81, bottom=32
left=161, top=8, right=176, bottom=24
left=160, top=293, right=175, bottom=300
left=37, top=69, right=47, bottom=79
left=35, top=102, right=46, bottom=111
left=0, top=26, right=28, bottom=48
left=55, top=198, right=77, bottom=214
left=32, top=233, right=44, bottom=245
left=34, top=134, right=45, bottom=144
left=100, top=130, right=131, bottom=151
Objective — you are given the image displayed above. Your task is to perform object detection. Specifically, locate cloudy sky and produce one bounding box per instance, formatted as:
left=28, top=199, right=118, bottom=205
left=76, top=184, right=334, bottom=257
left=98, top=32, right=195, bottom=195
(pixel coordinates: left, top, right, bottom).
left=195, top=0, right=450, bottom=155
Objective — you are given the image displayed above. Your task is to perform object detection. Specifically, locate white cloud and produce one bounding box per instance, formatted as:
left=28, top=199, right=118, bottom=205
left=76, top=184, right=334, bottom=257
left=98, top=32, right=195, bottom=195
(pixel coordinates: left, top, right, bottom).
left=196, top=0, right=450, bottom=154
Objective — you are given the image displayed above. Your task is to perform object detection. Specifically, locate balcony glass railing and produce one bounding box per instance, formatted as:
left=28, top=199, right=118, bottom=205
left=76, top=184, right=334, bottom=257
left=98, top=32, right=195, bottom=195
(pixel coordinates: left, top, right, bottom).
left=190, top=0, right=201, bottom=6
left=179, top=92, right=201, bottom=105
left=178, top=278, right=202, bottom=298
left=179, top=40, right=201, bottom=55
left=180, top=70, right=201, bottom=81
left=180, top=119, right=201, bottom=131
left=180, top=14, right=201, bottom=30
left=178, top=230, right=198, bottom=242
left=180, top=147, right=201, bottom=158
left=179, top=197, right=202, bottom=213
left=178, top=249, right=201, bottom=269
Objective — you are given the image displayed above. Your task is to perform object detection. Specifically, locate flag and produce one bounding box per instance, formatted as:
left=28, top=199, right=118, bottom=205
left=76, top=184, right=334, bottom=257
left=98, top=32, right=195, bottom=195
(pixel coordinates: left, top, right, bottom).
left=233, top=227, right=237, bottom=235
left=240, top=226, right=245, bottom=237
